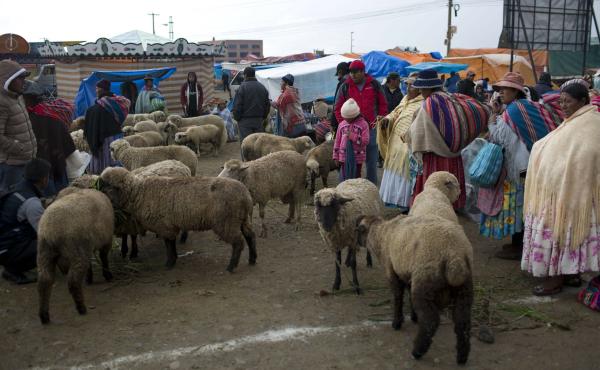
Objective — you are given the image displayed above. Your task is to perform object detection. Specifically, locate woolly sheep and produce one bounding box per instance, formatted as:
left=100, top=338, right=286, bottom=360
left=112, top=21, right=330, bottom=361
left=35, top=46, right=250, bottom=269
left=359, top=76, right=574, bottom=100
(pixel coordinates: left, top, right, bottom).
left=122, top=126, right=136, bottom=136
left=110, top=139, right=197, bottom=175
left=99, top=167, right=257, bottom=271
left=70, top=117, right=85, bottom=132
left=175, top=124, right=221, bottom=156
left=410, top=171, right=460, bottom=223
left=124, top=134, right=150, bottom=148
left=314, top=178, right=383, bottom=293
left=37, top=188, right=114, bottom=324
left=133, top=120, right=159, bottom=133
left=219, top=150, right=307, bottom=238
left=157, top=121, right=178, bottom=145
left=241, top=133, right=315, bottom=161
left=70, top=129, right=90, bottom=153
left=356, top=214, right=473, bottom=365
left=123, top=111, right=166, bottom=126
left=137, top=131, right=164, bottom=146
left=305, top=140, right=338, bottom=195
left=167, top=114, right=227, bottom=150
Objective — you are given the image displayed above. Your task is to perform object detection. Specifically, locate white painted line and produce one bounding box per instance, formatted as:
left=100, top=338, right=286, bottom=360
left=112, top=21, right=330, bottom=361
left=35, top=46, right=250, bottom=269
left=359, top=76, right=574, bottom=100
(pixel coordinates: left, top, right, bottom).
left=32, top=321, right=386, bottom=370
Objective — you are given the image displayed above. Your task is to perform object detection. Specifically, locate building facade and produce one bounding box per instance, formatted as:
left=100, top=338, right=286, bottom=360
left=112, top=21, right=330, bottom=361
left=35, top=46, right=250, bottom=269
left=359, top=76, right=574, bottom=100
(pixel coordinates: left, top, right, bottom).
left=209, top=40, right=263, bottom=63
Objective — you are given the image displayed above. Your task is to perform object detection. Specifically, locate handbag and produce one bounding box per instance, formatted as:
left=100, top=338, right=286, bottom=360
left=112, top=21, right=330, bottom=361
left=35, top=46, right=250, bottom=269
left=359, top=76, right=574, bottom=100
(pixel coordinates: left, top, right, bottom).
left=468, top=141, right=504, bottom=188
left=578, top=276, right=600, bottom=312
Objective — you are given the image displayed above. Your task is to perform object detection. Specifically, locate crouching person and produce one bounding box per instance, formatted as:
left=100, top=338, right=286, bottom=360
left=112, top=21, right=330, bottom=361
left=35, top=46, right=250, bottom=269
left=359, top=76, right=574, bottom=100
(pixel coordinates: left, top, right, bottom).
left=0, top=158, right=50, bottom=284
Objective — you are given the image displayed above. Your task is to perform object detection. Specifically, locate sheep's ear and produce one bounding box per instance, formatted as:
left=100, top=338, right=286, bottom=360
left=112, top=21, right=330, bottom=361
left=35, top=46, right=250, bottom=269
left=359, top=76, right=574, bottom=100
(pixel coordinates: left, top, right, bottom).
left=444, top=180, right=456, bottom=190
left=336, top=195, right=353, bottom=204
left=240, top=163, right=250, bottom=171
left=355, top=215, right=366, bottom=228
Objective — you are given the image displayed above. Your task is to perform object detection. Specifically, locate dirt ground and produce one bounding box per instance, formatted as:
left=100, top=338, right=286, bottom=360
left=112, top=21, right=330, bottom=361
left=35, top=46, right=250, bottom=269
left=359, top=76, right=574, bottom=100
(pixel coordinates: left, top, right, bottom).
left=1, top=140, right=599, bottom=370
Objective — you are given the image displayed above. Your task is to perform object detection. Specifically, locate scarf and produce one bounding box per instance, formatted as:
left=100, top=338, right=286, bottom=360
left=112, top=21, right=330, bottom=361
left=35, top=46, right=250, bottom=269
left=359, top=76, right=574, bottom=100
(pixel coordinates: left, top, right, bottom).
left=541, top=91, right=565, bottom=123
left=502, top=99, right=558, bottom=151
left=591, top=95, right=600, bottom=112
left=96, top=95, right=130, bottom=126
left=524, top=105, right=600, bottom=250
left=27, top=98, right=74, bottom=130
left=377, top=94, right=423, bottom=177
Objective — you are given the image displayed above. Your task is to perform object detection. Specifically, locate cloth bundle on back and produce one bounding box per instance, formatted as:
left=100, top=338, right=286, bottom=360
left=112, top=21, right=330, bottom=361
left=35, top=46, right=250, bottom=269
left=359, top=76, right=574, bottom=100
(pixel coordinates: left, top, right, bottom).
left=501, top=99, right=559, bottom=151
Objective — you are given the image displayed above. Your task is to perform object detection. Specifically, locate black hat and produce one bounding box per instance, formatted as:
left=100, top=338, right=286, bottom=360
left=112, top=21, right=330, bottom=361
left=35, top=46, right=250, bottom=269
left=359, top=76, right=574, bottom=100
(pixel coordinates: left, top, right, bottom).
left=386, top=72, right=400, bottom=80
left=334, top=62, right=350, bottom=76
left=143, top=75, right=154, bottom=81
left=243, top=67, right=256, bottom=77
left=24, top=158, right=51, bottom=182
left=282, top=74, right=294, bottom=86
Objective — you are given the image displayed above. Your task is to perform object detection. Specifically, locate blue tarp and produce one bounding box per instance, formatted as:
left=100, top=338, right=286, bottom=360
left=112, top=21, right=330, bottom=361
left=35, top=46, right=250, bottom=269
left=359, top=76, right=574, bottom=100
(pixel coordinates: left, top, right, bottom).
left=362, top=51, right=410, bottom=78
left=74, top=67, right=176, bottom=117
left=430, top=52, right=444, bottom=60
left=405, top=62, right=468, bottom=74
left=214, top=63, right=222, bottom=80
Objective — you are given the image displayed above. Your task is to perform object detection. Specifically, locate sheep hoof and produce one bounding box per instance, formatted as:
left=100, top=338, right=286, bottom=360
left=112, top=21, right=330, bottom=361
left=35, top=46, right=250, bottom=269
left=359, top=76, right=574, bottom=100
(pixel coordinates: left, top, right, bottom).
left=76, top=304, right=87, bottom=315
left=332, top=282, right=341, bottom=291
left=259, top=229, right=268, bottom=238
left=457, top=356, right=468, bottom=366
left=411, top=312, right=418, bottom=323
left=103, top=270, right=113, bottom=282
left=226, top=265, right=235, bottom=273
left=284, top=218, right=292, bottom=224
left=39, top=312, right=50, bottom=325
left=411, top=351, right=424, bottom=360
left=392, top=319, right=403, bottom=330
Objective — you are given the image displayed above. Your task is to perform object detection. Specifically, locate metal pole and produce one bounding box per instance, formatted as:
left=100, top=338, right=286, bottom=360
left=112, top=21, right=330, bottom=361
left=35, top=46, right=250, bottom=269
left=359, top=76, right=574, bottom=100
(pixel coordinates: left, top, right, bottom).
left=516, top=0, right=538, bottom=82
left=581, top=0, right=592, bottom=76
left=350, top=32, right=354, bottom=53
left=592, top=6, right=600, bottom=41
left=447, top=0, right=453, bottom=55
left=509, top=0, right=516, bottom=72
left=148, top=13, right=160, bottom=35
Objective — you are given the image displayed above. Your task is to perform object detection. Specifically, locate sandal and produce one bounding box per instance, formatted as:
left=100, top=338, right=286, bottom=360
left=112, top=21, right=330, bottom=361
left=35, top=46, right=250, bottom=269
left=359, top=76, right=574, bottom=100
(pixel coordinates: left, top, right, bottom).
left=563, top=275, right=583, bottom=288
left=532, top=284, right=562, bottom=296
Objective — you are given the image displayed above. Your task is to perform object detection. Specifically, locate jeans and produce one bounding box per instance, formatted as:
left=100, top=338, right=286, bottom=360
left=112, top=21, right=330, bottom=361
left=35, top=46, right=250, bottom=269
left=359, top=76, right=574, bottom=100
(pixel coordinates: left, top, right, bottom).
left=0, top=163, right=25, bottom=192
left=365, top=127, right=378, bottom=185
left=238, top=117, right=265, bottom=158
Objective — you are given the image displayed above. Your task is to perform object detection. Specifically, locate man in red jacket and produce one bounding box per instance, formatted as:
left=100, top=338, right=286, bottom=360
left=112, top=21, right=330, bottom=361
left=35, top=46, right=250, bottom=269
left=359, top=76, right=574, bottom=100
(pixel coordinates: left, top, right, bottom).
left=334, top=60, right=387, bottom=184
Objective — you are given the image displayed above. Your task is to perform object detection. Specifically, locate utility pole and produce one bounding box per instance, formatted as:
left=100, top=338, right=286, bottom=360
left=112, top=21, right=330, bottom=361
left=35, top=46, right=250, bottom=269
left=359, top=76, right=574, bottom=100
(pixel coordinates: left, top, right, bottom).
left=148, top=12, right=160, bottom=35
left=163, top=16, right=174, bottom=40
left=446, top=1, right=453, bottom=55
left=350, top=31, right=354, bottom=53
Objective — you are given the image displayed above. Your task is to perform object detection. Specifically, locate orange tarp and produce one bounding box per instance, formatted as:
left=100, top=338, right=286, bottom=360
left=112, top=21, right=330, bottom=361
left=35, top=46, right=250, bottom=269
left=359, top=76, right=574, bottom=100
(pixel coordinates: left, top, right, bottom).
left=448, top=48, right=548, bottom=69
left=342, top=53, right=362, bottom=59
left=386, top=50, right=438, bottom=65
left=442, top=54, right=537, bottom=85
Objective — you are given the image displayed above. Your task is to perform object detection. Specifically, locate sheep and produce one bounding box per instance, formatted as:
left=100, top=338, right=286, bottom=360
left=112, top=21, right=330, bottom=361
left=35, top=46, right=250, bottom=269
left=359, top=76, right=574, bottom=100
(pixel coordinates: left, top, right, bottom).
left=99, top=167, right=257, bottom=271
left=71, top=160, right=192, bottom=259
left=137, top=131, right=164, bottom=146
left=219, top=150, right=307, bottom=238
left=305, top=140, right=338, bottom=195
left=175, top=124, right=221, bottom=156
left=123, top=111, right=166, bottom=127
left=70, top=129, right=90, bottom=153
left=356, top=214, right=473, bottom=365
left=133, top=120, right=159, bottom=133
left=37, top=188, right=114, bottom=324
left=167, top=114, right=227, bottom=150
left=314, top=178, right=384, bottom=293
left=110, top=139, right=197, bottom=175
left=409, top=171, right=460, bottom=223
left=124, top=134, right=150, bottom=148
left=157, top=121, right=178, bottom=145
left=122, top=126, right=136, bottom=136
left=70, top=116, right=85, bottom=132
left=241, top=133, right=315, bottom=161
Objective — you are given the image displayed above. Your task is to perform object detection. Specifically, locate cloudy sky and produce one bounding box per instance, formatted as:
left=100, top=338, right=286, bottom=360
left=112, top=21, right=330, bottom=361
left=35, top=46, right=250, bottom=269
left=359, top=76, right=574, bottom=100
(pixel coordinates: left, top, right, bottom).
left=2, top=0, right=598, bottom=56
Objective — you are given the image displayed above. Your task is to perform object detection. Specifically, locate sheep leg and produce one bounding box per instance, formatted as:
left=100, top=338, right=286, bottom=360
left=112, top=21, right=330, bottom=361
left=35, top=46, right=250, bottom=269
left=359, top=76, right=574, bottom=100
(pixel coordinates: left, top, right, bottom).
left=164, top=238, right=178, bottom=269
left=67, top=261, right=88, bottom=316
left=99, top=247, right=113, bottom=282
left=408, top=284, right=418, bottom=323
left=309, top=174, right=316, bottom=196
left=349, top=248, right=361, bottom=295
left=242, top=221, right=257, bottom=265
left=259, top=203, right=268, bottom=238
left=120, top=235, right=129, bottom=259
left=130, top=235, right=138, bottom=259
left=333, top=250, right=342, bottom=291
left=285, top=201, right=295, bottom=224
left=321, top=174, right=328, bottom=188
left=366, top=249, right=373, bottom=268
left=226, top=237, right=245, bottom=273
left=85, top=262, right=93, bottom=285
left=37, top=245, right=56, bottom=324
left=452, top=279, right=473, bottom=365
left=411, top=287, right=440, bottom=360
left=389, top=273, right=406, bottom=330
left=179, top=231, right=188, bottom=244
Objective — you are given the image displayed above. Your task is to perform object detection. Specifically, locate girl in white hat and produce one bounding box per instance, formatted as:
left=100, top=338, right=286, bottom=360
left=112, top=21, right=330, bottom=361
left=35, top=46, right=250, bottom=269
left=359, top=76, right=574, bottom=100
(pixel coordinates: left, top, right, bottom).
left=333, top=98, right=370, bottom=181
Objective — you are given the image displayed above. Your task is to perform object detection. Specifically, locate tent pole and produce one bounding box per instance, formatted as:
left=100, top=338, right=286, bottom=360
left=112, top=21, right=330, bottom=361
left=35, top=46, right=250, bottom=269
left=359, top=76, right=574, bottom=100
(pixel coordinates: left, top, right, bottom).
left=581, top=0, right=592, bottom=76
left=509, top=0, right=516, bottom=72
left=592, top=6, right=600, bottom=41
left=516, top=0, right=537, bottom=82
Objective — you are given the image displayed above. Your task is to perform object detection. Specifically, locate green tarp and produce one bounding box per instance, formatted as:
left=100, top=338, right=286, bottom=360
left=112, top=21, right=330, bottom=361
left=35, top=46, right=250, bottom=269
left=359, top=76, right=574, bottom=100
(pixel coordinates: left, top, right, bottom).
left=548, top=45, right=600, bottom=77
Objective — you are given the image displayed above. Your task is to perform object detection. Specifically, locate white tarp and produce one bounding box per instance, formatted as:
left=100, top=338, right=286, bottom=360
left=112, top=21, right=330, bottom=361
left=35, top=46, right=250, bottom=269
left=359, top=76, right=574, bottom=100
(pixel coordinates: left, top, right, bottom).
left=256, top=55, right=354, bottom=103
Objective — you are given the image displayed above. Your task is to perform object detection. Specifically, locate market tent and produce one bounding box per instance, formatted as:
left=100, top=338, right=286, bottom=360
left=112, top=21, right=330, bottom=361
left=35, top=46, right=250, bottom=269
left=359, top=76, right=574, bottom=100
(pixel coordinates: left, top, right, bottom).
left=362, top=51, right=410, bottom=78
left=548, top=45, right=600, bottom=77
left=255, top=55, right=353, bottom=103
left=448, top=48, right=548, bottom=72
left=386, top=50, right=439, bottom=65
left=442, top=54, right=536, bottom=85
left=405, top=62, right=468, bottom=74
left=73, top=67, right=176, bottom=117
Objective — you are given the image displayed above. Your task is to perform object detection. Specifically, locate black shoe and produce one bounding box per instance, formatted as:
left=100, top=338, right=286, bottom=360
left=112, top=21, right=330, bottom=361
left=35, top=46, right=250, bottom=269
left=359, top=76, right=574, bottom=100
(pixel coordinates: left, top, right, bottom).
left=2, top=270, right=37, bottom=285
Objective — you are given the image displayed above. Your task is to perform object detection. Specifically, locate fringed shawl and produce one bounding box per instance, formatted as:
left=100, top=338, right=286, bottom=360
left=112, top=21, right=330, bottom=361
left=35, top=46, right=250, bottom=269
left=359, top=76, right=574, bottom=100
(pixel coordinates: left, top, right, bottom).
left=503, top=99, right=558, bottom=151
left=524, top=105, right=600, bottom=250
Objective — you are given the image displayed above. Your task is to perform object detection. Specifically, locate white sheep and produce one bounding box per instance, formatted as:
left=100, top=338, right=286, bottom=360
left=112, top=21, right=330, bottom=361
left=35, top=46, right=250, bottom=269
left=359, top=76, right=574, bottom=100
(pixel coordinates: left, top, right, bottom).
left=110, top=139, right=197, bottom=175
left=37, top=188, right=114, bottom=324
left=241, top=133, right=315, bottom=161
left=123, top=134, right=149, bottom=148
left=99, top=167, right=257, bottom=271
left=123, top=111, right=166, bottom=127
left=219, top=150, right=307, bottom=237
left=70, top=130, right=90, bottom=153
left=410, top=171, right=460, bottom=223
left=305, top=140, right=338, bottom=195
left=69, top=117, right=85, bottom=132
left=157, top=121, right=178, bottom=145
left=133, top=120, right=159, bottom=133
left=356, top=214, right=473, bottom=365
left=122, top=126, right=136, bottom=136
left=137, top=131, right=164, bottom=146
left=174, top=124, right=221, bottom=156
left=167, top=114, right=227, bottom=150
left=313, top=178, right=384, bottom=293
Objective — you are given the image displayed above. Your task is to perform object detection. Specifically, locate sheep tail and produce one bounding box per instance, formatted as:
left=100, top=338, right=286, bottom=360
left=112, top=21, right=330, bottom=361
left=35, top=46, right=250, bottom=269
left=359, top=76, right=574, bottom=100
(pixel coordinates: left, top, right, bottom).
left=445, top=255, right=470, bottom=287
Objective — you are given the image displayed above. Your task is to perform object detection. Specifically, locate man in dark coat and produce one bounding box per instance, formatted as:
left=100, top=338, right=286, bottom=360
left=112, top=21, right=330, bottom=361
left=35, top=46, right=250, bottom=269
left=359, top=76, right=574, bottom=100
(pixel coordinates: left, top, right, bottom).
left=180, top=72, right=204, bottom=117
left=534, top=72, right=554, bottom=97
left=382, top=72, right=403, bottom=112
left=330, top=61, right=350, bottom=133
left=232, top=67, right=270, bottom=143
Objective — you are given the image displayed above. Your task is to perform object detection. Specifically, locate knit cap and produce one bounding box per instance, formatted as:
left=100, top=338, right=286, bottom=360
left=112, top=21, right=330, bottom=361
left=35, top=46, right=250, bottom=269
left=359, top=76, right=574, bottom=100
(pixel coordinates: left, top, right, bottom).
left=341, top=98, right=360, bottom=119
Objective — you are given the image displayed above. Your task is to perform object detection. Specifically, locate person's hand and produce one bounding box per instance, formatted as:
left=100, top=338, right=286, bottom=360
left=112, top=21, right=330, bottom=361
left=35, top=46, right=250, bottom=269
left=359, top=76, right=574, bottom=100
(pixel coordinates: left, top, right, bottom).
left=380, top=117, right=390, bottom=129
left=347, top=131, right=356, bottom=142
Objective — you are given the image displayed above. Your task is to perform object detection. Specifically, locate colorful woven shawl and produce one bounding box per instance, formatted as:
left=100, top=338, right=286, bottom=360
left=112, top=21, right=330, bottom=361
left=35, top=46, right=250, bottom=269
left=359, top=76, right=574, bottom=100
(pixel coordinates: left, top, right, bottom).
left=592, top=95, right=600, bottom=112
left=27, top=98, right=74, bottom=130
left=541, top=91, right=565, bottom=123
left=97, top=95, right=130, bottom=126
left=424, top=92, right=488, bottom=153
left=502, top=99, right=558, bottom=151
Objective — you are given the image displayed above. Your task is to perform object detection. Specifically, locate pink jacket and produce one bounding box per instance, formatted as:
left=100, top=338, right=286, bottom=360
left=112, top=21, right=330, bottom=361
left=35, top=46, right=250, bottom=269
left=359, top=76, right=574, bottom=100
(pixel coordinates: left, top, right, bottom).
left=333, top=116, right=370, bottom=164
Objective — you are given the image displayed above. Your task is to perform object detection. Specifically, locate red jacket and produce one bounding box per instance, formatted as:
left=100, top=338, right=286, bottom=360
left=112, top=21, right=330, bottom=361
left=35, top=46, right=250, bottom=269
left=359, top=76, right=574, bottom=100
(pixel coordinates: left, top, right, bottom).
left=180, top=82, right=203, bottom=108
left=334, top=75, right=388, bottom=129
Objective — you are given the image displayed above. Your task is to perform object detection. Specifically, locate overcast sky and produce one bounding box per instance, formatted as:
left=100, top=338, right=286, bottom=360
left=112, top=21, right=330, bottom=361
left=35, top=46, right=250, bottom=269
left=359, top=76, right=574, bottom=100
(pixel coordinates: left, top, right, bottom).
left=2, top=0, right=599, bottom=56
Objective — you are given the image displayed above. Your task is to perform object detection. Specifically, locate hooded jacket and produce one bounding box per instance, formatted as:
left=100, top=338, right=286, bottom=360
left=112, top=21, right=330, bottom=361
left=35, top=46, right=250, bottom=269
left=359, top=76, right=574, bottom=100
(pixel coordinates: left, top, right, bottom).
left=0, top=60, right=37, bottom=165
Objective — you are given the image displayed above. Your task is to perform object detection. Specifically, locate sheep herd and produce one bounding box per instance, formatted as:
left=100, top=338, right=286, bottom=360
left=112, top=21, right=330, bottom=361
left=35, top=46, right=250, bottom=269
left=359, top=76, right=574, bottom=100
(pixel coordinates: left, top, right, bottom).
left=39, top=112, right=475, bottom=365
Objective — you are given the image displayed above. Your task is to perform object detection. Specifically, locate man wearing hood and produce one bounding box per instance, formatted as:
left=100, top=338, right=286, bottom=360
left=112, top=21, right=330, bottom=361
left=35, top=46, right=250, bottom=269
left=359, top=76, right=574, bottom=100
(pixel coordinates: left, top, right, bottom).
left=180, top=72, right=204, bottom=117
left=271, top=74, right=306, bottom=137
left=0, top=60, right=37, bottom=191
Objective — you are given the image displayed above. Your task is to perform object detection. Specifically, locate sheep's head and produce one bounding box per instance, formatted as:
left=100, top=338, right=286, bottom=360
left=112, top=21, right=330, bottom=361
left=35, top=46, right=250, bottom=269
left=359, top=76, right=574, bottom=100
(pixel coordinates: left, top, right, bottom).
left=109, top=139, right=130, bottom=161
left=174, top=132, right=188, bottom=145
left=425, top=171, right=461, bottom=203
left=167, top=114, right=183, bottom=127
left=294, top=136, right=316, bottom=153
left=98, top=167, right=131, bottom=209
left=306, top=158, right=320, bottom=178
left=70, top=117, right=85, bottom=132
left=122, top=126, right=135, bottom=136
left=314, top=189, right=353, bottom=232
left=70, top=174, right=99, bottom=189
left=151, top=111, right=166, bottom=122
left=355, top=215, right=382, bottom=247
left=218, top=159, right=248, bottom=180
